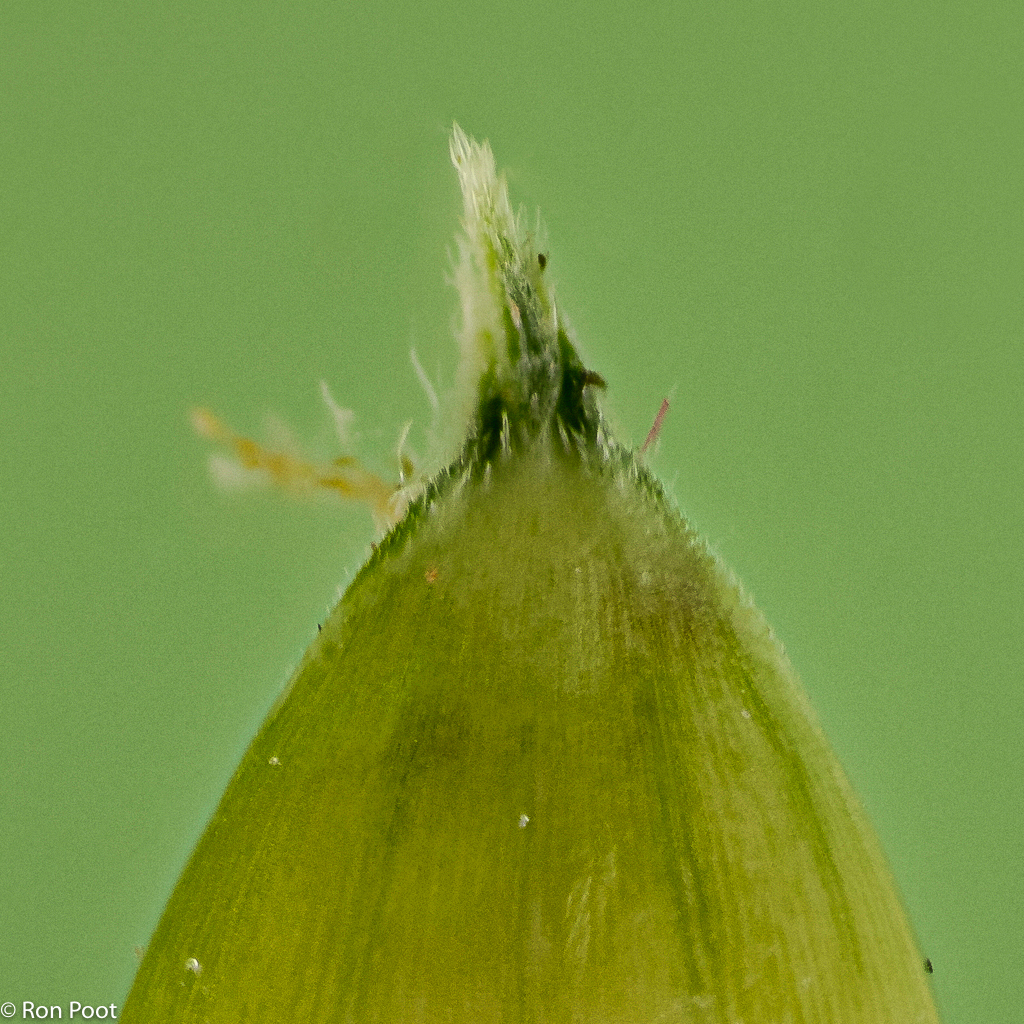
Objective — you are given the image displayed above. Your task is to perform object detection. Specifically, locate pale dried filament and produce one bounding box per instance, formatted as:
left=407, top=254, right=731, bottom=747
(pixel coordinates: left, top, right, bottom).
left=190, top=406, right=405, bottom=530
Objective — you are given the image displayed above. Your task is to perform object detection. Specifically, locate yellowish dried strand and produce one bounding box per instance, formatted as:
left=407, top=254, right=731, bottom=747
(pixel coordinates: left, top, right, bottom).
left=189, top=406, right=404, bottom=528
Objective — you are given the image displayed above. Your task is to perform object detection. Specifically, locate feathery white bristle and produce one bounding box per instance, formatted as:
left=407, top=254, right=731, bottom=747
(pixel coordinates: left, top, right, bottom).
left=320, top=380, right=356, bottom=450
left=449, top=124, right=518, bottom=428
left=410, top=348, right=439, bottom=412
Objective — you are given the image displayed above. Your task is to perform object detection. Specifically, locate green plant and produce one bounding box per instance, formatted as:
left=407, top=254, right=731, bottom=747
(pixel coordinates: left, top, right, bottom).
left=122, top=127, right=940, bottom=1023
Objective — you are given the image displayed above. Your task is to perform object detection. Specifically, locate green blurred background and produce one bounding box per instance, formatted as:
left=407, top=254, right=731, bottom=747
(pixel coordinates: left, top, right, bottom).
left=2, top=2, right=1020, bottom=1019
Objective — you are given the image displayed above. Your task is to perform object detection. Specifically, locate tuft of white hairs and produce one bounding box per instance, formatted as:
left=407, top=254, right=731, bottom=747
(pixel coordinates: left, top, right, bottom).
left=449, top=124, right=519, bottom=432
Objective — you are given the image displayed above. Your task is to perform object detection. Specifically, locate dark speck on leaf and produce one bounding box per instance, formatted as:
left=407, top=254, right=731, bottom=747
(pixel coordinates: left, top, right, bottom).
left=924, top=958, right=933, bottom=974
left=537, top=252, right=547, bottom=270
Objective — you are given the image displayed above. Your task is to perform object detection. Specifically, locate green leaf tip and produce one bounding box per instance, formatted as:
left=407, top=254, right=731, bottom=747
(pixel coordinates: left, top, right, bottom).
left=126, top=129, right=941, bottom=1023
